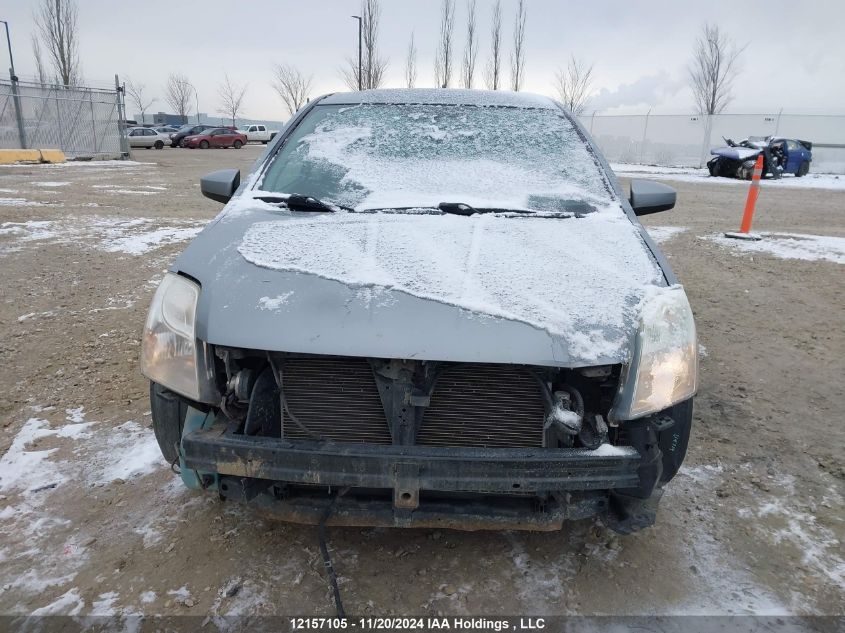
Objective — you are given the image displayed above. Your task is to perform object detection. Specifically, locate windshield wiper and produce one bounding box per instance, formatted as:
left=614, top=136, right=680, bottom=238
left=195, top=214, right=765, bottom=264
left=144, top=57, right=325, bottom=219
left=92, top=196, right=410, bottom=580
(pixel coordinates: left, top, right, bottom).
left=255, top=194, right=352, bottom=213
left=437, top=202, right=534, bottom=216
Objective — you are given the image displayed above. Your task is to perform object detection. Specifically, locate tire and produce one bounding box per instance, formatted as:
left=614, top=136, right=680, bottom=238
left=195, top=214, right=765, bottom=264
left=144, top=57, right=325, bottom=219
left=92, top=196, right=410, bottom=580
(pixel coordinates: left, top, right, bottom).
left=796, top=161, right=809, bottom=177
left=233, top=140, right=243, bottom=149
left=262, top=140, right=269, bottom=145
left=199, top=140, right=209, bottom=149
left=154, top=140, right=164, bottom=150
left=708, top=160, right=720, bottom=177
left=144, top=146, right=151, bottom=150
left=149, top=382, right=189, bottom=464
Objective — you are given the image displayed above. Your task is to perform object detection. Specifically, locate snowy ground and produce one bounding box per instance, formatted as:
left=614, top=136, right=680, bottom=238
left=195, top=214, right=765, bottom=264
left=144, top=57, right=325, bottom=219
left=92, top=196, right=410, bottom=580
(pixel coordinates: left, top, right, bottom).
left=612, top=163, right=845, bottom=191
left=0, top=148, right=842, bottom=620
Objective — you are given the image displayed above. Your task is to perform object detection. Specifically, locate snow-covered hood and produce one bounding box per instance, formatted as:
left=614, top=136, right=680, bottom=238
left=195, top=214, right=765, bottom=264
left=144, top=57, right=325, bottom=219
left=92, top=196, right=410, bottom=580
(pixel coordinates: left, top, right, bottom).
left=174, top=202, right=667, bottom=366
left=711, top=146, right=762, bottom=161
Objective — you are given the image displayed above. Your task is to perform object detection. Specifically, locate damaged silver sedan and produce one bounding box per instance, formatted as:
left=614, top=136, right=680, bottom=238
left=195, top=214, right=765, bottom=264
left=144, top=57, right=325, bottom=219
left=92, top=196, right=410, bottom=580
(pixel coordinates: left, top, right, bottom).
left=141, top=89, right=697, bottom=534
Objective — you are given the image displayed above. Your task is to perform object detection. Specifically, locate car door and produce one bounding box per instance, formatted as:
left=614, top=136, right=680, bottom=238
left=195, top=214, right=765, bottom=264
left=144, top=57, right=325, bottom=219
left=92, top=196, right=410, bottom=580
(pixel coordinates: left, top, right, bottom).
left=785, top=140, right=803, bottom=173
left=209, top=130, right=226, bottom=148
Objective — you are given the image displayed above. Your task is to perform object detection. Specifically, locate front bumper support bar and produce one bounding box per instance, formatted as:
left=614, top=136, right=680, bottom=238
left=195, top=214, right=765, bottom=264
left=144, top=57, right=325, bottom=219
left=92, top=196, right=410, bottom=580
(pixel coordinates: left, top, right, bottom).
left=181, top=425, right=642, bottom=495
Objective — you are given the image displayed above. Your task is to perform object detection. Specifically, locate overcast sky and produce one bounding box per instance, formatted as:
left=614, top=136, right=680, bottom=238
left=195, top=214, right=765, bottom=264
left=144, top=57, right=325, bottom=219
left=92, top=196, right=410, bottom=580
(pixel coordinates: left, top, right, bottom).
left=3, top=0, right=844, bottom=121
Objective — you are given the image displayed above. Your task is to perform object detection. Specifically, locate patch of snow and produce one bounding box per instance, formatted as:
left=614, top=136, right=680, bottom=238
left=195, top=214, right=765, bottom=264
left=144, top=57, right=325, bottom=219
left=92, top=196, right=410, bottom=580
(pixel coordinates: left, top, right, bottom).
left=90, top=421, right=164, bottom=483
left=30, top=588, right=85, bottom=615
left=32, top=181, right=70, bottom=187
left=91, top=591, right=119, bottom=616
left=589, top=443, right=634, bottom=457
left=327, top=87, right=558, bottom=109
left=105, top=189, right=160, bottom=196
left=238, top=212, right=666, bottom=362
left=0, top=187, right=20, bottom=193
left=698, top=343, right=708, bottom=358
left=167, top=586, right=191, bottom=600
left=258, top=292, right=295, bottom=311
left=100, top=225, right=203, bottom=255
left=0, top=418, right=65, bottom=494
left=706, top=232, right=845, bottom=264
left=743, top=497, right=844, bottom=587
left=611, top=163, right=845, bottom=191
left=0, top=197, right=48, bottom=207
left=140, top=591, right=156, bottom=604
left=644, top=225, right=687, bottom=243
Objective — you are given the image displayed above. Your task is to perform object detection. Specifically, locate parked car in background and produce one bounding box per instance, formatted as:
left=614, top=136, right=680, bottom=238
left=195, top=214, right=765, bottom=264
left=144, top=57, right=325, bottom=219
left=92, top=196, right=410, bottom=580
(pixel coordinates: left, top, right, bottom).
left=239, top=123, right=278, bottom=144
left=708, top=136, right=812, bottom=179
left=126, top=126, right=169, bottom=150
left=183, top=127, right=247, bottom=149
left=142, top=89, right=697, bottom=535
left=170, top=124, right=217, bottom=148
left=154, top=125, right=179, bottom=135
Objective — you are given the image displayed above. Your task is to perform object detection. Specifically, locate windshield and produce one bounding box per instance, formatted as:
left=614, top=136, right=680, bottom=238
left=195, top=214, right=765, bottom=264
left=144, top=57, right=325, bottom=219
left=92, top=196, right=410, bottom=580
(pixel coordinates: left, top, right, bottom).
left=258, top=103, right=617, bottom=213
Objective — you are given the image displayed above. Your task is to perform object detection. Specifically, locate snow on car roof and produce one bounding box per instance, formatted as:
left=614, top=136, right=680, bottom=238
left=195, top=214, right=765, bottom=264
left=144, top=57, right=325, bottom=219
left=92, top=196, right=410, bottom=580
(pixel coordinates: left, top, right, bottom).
left=320, top=88, right=559, bottom=110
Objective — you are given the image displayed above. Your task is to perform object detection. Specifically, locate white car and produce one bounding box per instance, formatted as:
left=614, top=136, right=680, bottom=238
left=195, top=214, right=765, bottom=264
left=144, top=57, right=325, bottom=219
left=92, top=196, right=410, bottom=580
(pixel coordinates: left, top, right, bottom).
left=239, top=124, right=278, bottom=144
left=127, top=127, right=169, bottom=150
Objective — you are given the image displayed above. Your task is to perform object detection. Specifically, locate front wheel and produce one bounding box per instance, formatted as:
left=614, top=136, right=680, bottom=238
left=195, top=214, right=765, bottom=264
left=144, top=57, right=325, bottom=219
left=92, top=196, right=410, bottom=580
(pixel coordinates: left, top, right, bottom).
left=233, top=140, right=243, bottom=149
left=150, top=382, right=189, bottom=464
left=796, top=161, right=810, bottom=177
left=262, top=140, right=269, bottom=144
left=154, top=140, right=164, bottom=150
left=199, top=140, right=209, bottom=149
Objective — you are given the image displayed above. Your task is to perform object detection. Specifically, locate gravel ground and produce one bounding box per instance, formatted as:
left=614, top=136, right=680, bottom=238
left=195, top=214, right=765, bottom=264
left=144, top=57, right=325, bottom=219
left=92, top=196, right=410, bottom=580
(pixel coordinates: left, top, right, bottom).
left=0, top=146, right=842, bottom=618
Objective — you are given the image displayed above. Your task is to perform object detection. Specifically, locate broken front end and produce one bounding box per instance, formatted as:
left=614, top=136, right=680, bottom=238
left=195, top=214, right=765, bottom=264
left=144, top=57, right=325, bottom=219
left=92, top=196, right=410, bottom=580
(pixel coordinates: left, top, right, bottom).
left=170, top=350, right=693, bottom=535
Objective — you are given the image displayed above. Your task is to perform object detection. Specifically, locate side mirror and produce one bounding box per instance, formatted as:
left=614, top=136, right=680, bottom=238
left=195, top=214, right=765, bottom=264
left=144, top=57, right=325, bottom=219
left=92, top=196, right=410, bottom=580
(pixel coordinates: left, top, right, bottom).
left=629, top=179, right=676, bottom=216
left=200, top=168, right=240, bottom=204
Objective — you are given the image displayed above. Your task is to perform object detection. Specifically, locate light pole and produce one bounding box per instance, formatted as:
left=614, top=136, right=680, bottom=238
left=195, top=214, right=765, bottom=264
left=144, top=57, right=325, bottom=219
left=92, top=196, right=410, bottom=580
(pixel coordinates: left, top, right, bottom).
left=1, top=20, right=26, bottom=148
left=351, top=15, right=362, bottom=91
left=1, top=20, right=16, bottom=79
left=194, top=86, right=200, bottom=124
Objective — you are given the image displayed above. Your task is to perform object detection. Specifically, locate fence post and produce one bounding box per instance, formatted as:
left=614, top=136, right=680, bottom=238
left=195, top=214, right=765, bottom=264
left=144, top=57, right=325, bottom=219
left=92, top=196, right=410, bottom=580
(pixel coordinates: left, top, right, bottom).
left=9, top=69, right=27, bottom=149
left=114, top=74, right=130, bottom=159
left=698, top=114, right=713, bottom=169
left=90, top=89, right=98, bottom=154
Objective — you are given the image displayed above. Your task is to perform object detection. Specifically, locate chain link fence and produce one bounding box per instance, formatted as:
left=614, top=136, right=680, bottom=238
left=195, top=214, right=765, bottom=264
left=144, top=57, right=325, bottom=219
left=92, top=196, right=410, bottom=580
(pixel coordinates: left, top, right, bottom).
left=578, top=112, right=845, bottom=174
left=0, top=78, right=129, bottom=159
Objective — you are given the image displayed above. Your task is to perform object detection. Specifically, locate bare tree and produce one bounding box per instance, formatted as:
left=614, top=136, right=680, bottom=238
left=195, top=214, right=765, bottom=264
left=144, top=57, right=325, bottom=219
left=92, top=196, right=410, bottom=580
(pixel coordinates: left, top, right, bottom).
left=271, top=64, right=313, bottom=117
left=217, top=73, right=247, bottom=127
left=341, top=0, right=388, bottom=90
left=553, top=56, right=594, bottom=114
left=125, top=78, right=156, bottom=124
left=484, top=0, right=502, bottom=90
left=510, top=0, right=526, bottom=91
left=33, top=0, right=81, bottom=87
left=434, top=0, right=456, bottom=88
left=405, top=32, right=417, bottom=89
left=31, top=36, right=49, bottom=85
left=689, top=23, right=744, bottom=115
left=461, top=0, right=478, bottom=88
left=165, top=73, right=193, bottom=123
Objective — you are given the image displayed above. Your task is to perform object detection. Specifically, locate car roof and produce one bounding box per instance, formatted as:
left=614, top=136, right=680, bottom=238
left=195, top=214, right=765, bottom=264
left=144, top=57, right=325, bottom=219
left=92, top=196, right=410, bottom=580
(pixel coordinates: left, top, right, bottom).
left=319, top=88, right=559, bottom=110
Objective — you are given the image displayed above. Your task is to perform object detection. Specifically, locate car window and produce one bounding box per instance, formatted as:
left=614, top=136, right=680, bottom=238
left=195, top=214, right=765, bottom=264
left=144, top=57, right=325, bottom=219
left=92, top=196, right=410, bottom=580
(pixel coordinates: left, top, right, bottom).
left=258, top=125, right=265, bottom=132
left=259, top=103, right=615, bottom=213
left=786, top=140, right=800, bottom=151
left=144, top=129, right=156, bottom=136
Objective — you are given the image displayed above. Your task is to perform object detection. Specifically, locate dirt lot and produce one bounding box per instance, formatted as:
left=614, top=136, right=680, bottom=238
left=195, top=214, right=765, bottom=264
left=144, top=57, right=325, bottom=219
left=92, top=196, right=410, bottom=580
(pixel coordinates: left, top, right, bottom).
left=0, top=146, right=842, bottom=618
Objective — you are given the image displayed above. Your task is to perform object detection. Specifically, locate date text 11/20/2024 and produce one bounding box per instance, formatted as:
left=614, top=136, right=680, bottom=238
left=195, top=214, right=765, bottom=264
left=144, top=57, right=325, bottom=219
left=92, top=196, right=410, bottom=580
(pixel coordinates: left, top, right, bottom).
left=290, top=617, right=546, bottom=631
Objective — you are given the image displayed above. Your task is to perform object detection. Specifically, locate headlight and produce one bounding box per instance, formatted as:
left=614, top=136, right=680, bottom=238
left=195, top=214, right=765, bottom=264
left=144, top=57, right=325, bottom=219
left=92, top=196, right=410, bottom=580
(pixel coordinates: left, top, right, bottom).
left=610, top=285, right=698, bottom=421
left=141, top=273, right=205, bottom=401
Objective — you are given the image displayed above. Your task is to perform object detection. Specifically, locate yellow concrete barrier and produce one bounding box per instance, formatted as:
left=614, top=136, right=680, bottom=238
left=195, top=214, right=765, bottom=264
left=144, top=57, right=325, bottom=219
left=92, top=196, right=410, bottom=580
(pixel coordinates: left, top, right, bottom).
left=0, top=149, right=66, bottom=164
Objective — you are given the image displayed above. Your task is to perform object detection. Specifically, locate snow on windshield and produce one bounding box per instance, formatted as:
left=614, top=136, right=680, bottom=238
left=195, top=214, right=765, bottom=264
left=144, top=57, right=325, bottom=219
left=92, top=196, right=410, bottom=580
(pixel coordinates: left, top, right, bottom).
left=238, top=212, right=665, bottom=361
left=258, top=103, right=618, bottom=214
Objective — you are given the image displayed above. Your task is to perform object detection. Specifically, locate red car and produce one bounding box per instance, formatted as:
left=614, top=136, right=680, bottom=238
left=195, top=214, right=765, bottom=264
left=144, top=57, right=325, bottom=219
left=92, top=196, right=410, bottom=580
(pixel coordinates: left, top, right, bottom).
left=184, top=127, right=247, bottom=149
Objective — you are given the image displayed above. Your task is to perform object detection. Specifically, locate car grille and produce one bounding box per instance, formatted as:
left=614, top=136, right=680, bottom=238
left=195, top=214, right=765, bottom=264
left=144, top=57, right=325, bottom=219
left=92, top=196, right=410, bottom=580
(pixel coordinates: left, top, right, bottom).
left=277, top=358, right=546, bottom=449
left=280, top=357, right=392, bottom=444
left=418, top=364, right=546, bottom=448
